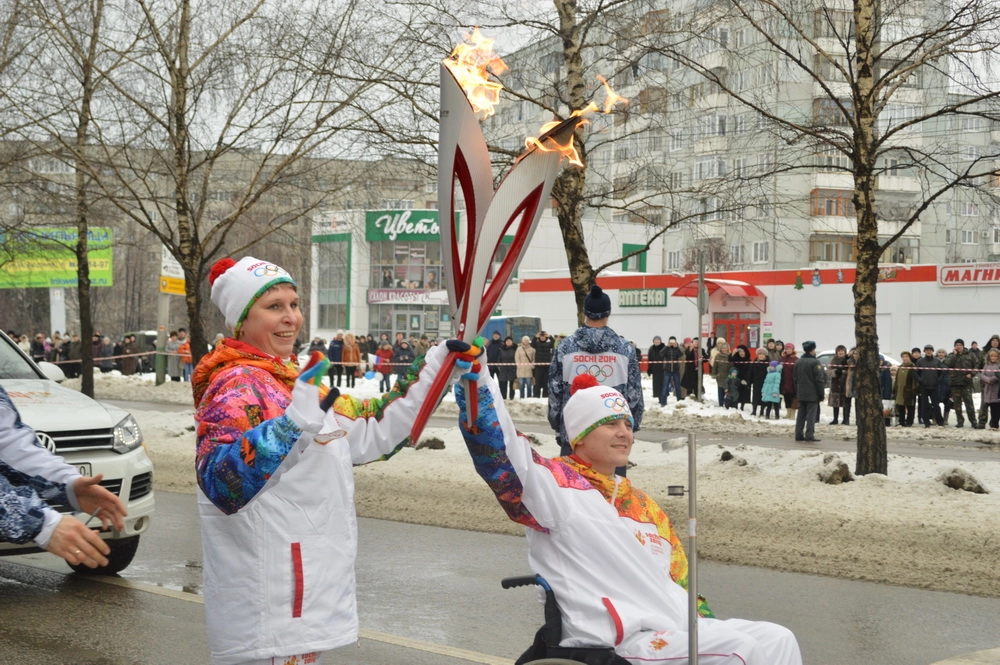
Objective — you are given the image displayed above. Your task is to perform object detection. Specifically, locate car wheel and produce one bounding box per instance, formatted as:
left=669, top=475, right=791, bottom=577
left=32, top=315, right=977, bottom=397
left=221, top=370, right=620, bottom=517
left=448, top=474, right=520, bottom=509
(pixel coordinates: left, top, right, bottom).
left=69, top=536, right=140, bottom=576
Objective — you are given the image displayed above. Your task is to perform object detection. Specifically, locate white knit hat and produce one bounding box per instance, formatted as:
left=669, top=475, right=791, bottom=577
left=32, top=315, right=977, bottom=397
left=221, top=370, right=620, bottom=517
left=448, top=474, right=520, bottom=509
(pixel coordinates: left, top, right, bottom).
left=208, top=256, right=295, bottom=333
left=564, top=374, right=633, bottom=448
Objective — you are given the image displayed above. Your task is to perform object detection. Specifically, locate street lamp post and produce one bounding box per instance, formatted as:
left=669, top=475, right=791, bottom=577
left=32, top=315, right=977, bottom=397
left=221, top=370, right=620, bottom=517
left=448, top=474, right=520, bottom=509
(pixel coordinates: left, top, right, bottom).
left=696, top=249, right=707, bottom=402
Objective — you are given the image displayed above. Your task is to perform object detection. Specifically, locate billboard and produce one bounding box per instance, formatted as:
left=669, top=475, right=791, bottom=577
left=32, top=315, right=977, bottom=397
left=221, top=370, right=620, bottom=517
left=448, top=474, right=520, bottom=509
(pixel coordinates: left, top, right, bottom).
left=0, top=227, right=114, bottom=288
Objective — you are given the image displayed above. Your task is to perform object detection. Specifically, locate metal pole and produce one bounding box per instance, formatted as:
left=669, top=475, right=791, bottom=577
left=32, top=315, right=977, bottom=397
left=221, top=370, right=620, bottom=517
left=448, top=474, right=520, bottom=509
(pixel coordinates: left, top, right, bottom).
left=688, top=431, right=698, bottom=665
left=696, top=249, right=706, bottom=402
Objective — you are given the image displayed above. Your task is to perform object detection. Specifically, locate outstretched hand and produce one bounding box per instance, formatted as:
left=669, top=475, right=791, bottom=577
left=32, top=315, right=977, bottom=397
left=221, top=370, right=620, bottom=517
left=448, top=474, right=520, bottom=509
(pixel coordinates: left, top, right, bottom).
left=47, top=515, right=112, bottom=568
left=447, top=337, right=487, bottom=382
left=286, top=351, right=331, bottom=432
left=73, top=475, right=126, bottom=531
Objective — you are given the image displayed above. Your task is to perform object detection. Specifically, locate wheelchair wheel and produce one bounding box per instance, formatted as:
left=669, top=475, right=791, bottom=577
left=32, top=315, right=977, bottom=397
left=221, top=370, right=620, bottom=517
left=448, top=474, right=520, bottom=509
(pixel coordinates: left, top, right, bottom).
left=524, top=660, right=587, bottom=664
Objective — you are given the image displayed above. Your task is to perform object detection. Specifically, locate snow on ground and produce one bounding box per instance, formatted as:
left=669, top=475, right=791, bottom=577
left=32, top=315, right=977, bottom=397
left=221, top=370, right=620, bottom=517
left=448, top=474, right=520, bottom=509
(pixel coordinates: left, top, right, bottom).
left=67, top=370, right=1000, bottom=597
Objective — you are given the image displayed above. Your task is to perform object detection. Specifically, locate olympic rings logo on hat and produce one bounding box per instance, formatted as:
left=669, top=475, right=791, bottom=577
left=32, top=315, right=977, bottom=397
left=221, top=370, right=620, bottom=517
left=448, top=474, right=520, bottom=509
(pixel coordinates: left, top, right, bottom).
left=253, top=264, right=287, bottom=277
left=576, top=364, right=614, bottom=381
left=604, top=396, right=628, bottom=411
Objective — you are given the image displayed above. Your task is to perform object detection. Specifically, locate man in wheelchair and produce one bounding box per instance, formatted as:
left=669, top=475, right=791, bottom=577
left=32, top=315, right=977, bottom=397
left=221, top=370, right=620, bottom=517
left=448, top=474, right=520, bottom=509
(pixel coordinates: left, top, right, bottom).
left=449, top=341, right=802, bottom=664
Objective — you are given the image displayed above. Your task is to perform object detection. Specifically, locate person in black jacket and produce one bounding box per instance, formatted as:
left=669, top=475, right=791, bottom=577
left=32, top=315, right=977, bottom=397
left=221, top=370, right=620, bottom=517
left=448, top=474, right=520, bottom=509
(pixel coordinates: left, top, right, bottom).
left=661, top=336, right=685, bottom=405
left=531, top=331, right=555, bottom=398
left=914, top=344, right=944, bottom=427
left=486, top=331, right=503, bottom=380
left=646, top=336, right=667, bottom=405
left=497, top=336, right=517, bottom=399
left=943, top=338, right=981, bottom=428
left=731, top=344, right=752, bottom=411
left=793, top=341, right=825, bottom=441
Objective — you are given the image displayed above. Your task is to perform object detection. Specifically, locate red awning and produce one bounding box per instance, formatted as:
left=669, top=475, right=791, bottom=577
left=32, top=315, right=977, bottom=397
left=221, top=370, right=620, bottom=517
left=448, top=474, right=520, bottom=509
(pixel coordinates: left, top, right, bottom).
left=672, top=278, right=764, bottom=298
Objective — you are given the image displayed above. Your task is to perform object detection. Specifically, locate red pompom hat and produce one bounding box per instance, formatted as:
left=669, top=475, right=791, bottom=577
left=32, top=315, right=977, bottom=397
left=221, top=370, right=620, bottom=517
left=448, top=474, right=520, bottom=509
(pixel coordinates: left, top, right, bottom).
left=563, top=373, right=633, bottom=448
left=208, top=256, right=295, bottom=334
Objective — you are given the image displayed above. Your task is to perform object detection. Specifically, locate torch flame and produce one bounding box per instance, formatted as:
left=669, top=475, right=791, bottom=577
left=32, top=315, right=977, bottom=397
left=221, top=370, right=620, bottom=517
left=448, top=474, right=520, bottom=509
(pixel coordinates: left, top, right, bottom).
left=444, top=28, right=509, bottom=119
left=524, top=78, right=628, bottom=167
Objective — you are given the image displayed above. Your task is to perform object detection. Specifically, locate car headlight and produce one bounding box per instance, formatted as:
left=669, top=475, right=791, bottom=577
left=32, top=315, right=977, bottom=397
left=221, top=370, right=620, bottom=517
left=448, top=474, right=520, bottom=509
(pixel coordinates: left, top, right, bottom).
left=112, top=415, right=144, bottom=453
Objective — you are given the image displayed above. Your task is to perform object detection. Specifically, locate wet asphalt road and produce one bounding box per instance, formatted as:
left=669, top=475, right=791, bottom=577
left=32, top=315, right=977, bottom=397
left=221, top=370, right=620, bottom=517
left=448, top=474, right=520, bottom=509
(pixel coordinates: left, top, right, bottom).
left=3, top=491, right=1000, bottom=665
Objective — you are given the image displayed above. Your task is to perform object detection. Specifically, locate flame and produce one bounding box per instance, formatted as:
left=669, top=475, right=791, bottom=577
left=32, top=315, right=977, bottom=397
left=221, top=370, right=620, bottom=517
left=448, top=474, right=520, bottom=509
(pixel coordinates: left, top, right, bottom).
left=596, top=75, right=627, bottom=113
left=444, top=28, right=508, bottom=119
left=524, top=78, right=628, bottom=167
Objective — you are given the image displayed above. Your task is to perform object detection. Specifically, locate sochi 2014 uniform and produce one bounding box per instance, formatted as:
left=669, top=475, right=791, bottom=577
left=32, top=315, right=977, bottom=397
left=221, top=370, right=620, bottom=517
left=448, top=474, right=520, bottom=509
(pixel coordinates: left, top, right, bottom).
left=457, top=373, right=802, bottom=665
left=193, top=340, right=452, bottom=665
left=547, top=326, right=644, bottom=449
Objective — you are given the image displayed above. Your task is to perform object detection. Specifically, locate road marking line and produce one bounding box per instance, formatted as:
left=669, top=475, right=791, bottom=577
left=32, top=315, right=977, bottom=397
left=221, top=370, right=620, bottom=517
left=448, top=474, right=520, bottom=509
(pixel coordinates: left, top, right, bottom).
left=359, top=629, right=513, bottom=664
left=85, top=575, right=514, bottom=664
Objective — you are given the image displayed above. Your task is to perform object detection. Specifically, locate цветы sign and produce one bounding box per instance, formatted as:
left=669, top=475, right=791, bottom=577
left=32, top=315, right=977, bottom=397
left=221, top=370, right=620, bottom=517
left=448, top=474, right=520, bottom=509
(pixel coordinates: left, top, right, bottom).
left=366, top=210, right=440, bottom=242
left=938, top=263, right=1000, bottom=286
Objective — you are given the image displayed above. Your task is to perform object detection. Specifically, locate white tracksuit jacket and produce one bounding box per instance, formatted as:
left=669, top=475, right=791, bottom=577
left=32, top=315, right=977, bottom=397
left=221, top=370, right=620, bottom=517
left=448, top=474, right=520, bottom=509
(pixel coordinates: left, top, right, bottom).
left=456, top=373, right=802, bottom=665
left=198, top=343, right=452, bottom=665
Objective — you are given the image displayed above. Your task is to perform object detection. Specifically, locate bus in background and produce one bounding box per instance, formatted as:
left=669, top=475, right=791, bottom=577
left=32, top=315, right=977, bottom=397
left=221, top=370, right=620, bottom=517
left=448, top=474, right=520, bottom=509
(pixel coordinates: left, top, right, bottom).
left=480, top=316, right=542, bottom=343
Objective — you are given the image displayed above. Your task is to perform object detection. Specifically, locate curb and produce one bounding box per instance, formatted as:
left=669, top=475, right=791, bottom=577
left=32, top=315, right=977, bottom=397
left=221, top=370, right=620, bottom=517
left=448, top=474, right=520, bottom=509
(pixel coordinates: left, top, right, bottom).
left=930, top=648, right=1000, bottom=664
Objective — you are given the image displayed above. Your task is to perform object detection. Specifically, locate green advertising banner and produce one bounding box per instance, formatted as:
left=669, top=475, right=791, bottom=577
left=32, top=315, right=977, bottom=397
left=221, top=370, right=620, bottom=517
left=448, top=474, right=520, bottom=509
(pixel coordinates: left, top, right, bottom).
left=365, top=210, right=441, bottom=242
left=0, top=227, right=114, bottom=288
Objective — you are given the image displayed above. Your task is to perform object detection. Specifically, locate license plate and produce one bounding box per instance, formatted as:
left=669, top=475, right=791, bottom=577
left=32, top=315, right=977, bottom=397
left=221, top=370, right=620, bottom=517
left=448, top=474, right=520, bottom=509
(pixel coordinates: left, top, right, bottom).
left=75, top=463, right=92, bottom=476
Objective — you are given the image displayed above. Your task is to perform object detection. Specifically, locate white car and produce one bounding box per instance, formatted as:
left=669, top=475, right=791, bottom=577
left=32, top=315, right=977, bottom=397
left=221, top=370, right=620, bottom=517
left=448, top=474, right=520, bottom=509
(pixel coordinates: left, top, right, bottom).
left=0, top=331, right=154, bottom=574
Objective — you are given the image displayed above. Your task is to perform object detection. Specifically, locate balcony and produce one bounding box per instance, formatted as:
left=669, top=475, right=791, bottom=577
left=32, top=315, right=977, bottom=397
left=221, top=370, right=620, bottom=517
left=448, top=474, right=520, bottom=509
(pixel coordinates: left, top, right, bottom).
left=813, top=172, right=853, bottom=189
left=696, top=221, right=726, bottom=239
left=876, top=175, right=921, bottom=193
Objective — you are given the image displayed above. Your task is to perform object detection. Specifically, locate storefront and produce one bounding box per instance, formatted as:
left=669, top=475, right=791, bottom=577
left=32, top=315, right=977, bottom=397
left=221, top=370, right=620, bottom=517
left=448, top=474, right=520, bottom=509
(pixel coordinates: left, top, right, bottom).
left=310, top=209, right=452, bottom=343
left=518, top=263, right=1000, bottom=354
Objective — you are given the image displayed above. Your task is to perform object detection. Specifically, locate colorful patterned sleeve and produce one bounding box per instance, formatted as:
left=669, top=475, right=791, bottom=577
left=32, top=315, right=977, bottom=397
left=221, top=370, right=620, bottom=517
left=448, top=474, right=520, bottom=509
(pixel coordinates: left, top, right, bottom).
left=195, top=369, right=302, bottom=515
left=455, top=380, right=546, bottom=532
left=329, top=342, right=462, bottom=466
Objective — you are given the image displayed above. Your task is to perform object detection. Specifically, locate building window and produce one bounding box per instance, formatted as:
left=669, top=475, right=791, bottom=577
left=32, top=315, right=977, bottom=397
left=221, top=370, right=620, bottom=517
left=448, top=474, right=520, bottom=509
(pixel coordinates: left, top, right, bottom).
left=752, top=241, right=770, bottom=264
left=882, top=237, right=920, bottom=263
left=700, top=197, right=727, bottom=221
left=370, top=239, right=444, bottom=290
left=667, top=250, right=681, bottom=270
left=814, top=9, right=852, bottom=40
left=812, top=98, right=853, bottom=126
left=700, top=113, right=727, bottom=137
left=993, top=227, right=1000, bottom=243
left=960, top=201, right=980, bottom=217
left=960, top=229, right=977, bottom=244
left=816, top=150, right=849, bottom=172
left=621, top=243, right=648, bottom=272
left=316, top=236, right=351, bottom=330
left=810, top=189, right=855, bottom=217
left=729, top=244, right=744, bottom=264
left=809, top=234, right=856, bottom=262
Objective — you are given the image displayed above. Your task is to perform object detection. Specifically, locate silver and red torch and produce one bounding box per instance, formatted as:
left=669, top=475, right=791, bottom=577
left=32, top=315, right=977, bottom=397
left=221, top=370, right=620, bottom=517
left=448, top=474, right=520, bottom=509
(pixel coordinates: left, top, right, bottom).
left=409, top=30, right=624, bottom=441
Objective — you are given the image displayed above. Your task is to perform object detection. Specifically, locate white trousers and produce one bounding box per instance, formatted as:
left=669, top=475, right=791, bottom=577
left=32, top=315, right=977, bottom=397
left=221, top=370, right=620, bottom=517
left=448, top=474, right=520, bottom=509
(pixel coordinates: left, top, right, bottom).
left=616, top=618, right=803, bottom=665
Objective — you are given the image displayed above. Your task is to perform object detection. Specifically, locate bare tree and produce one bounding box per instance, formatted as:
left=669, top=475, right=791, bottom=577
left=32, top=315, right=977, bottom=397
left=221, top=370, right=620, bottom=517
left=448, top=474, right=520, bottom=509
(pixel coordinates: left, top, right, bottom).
left=656, top=0, right=1000, bottom=473
left=49, top=0, right=432, bottom=366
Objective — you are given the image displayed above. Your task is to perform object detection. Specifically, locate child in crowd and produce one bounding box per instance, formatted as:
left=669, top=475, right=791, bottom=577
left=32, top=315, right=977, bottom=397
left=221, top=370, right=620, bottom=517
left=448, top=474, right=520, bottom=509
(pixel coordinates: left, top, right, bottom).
left=724, top=367, right=740, bottom=409
left=762, top=360, right=783, bottom=419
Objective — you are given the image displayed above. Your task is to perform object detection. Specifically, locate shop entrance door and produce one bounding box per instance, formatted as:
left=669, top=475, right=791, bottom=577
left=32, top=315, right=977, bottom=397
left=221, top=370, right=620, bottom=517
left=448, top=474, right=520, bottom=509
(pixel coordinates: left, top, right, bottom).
left=714, top=312, right=761, bottom=349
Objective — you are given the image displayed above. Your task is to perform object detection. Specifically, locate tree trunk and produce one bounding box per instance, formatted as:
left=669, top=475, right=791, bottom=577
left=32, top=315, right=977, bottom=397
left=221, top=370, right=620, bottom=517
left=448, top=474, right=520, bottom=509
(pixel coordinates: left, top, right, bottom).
left=74, top=0, right=103, bottom=398
left=553, top=0, right=596, bottom=325
left=172, top=0, right=209, bottom=369
left=852, top=0, right=887, bottom=475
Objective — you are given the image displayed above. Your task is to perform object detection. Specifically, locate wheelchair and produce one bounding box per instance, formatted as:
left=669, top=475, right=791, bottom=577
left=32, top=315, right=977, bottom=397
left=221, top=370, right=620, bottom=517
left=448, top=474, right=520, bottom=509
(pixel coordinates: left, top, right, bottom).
left=502, top=575, right=632, bottom=665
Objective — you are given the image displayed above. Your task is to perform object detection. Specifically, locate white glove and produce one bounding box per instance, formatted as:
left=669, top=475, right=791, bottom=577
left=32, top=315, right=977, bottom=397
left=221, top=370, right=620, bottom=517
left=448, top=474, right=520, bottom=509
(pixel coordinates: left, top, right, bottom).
left=285, top=352, right=330, bottom=433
